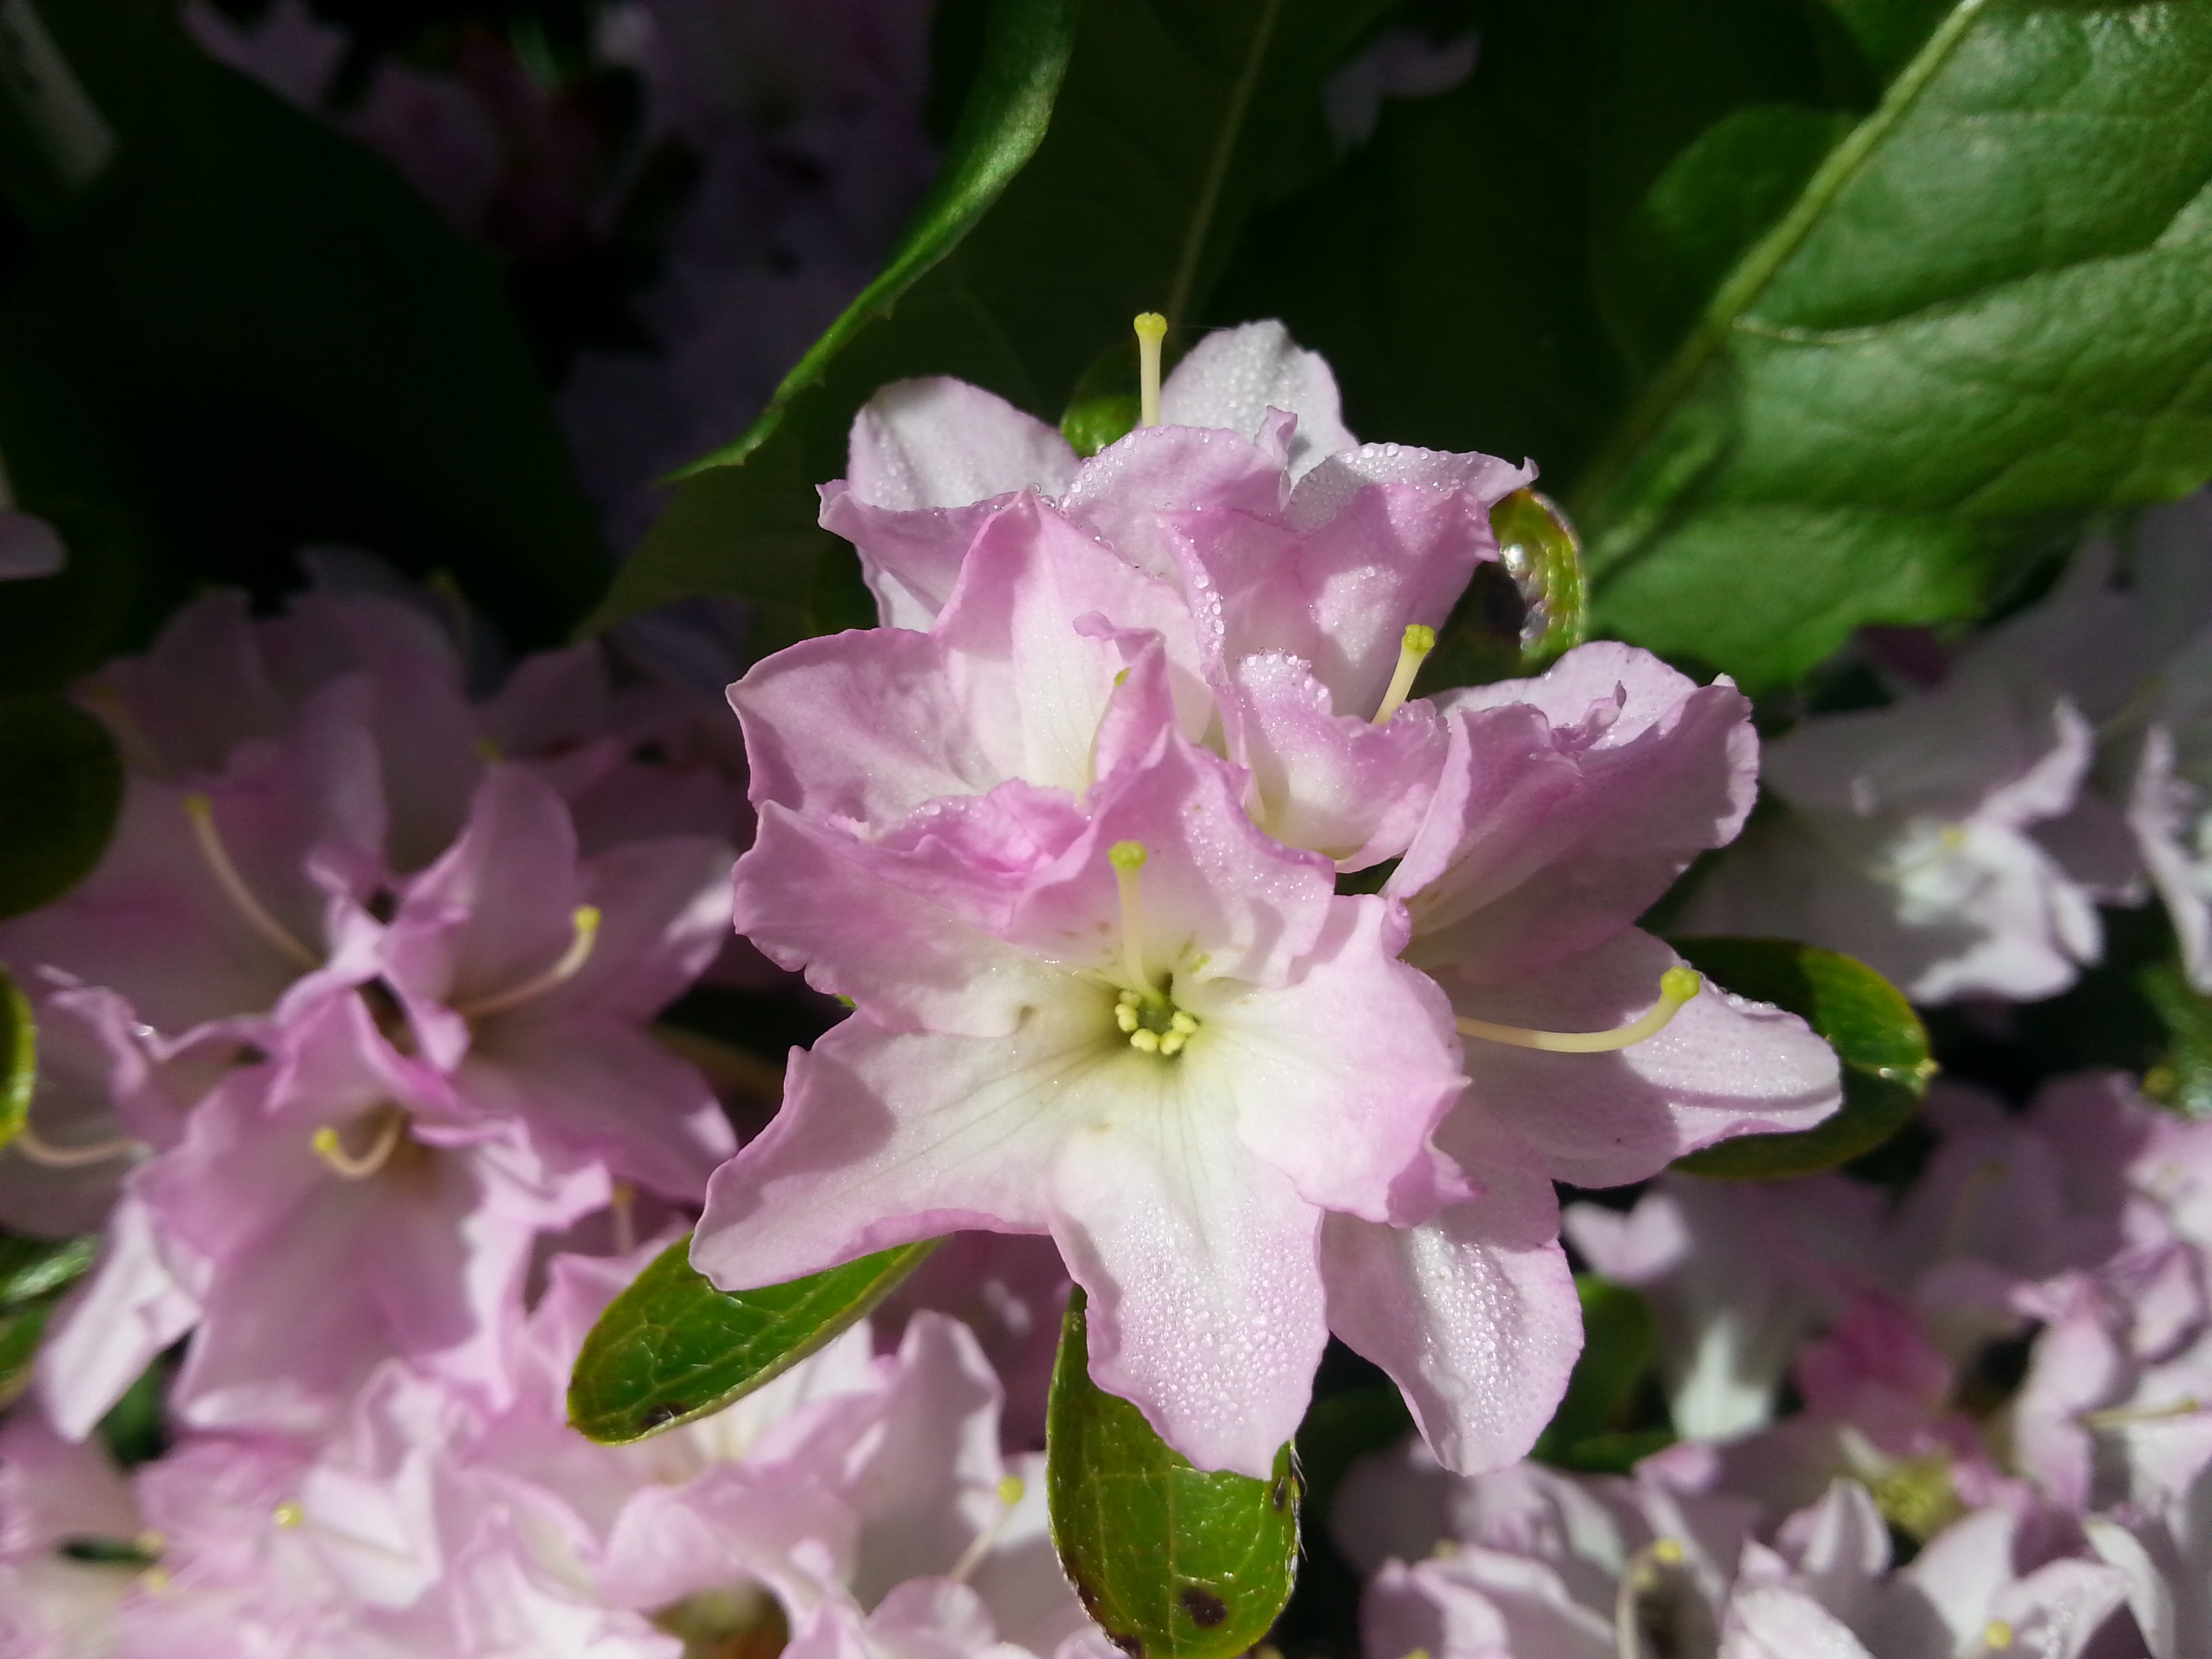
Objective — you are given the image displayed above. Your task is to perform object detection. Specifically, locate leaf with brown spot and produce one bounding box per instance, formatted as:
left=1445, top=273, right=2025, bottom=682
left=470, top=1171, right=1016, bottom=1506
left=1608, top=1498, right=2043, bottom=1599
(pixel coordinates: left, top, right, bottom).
left=1045, top=1288, right=1299, bottom=1659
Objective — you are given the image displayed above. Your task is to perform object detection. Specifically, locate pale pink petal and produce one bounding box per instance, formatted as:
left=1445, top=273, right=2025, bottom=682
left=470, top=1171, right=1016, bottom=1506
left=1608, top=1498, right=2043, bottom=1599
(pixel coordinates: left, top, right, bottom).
left=932, top=497, right=1202, bottom=793
left=730, top=628, right=1000, bottom=827
left=1228, top=651, right=1448, bottom=867
left=848, top=377, right=1078, bottom=510
left=35, top=1191, right=201, bottom=1439
left=1049, top=1092, right=1329, bottom=1479
left=1158, top=319, right=1357, bottom=478
left=691, top=1010, right=1073, bottom=1292
left=1720, top=1586, right=1875, bottom=1659
left=1175, top=894, right=1464, bottom=1225
left=82, top=589, right=289, bottom=779
left=1321, top=1116, right=1580, bottom=1475
left=1440, top=928, right=1841, bottom=1189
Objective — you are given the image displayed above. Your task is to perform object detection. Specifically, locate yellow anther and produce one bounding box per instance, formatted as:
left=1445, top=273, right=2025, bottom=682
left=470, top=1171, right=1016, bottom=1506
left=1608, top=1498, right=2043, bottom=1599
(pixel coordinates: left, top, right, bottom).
left=1130, top=1029, right=1162, bottom=1054
left=949, top=1468, right=1031, bottom=1584
left=454, top=904, right=602, bottom=1020
left=1134, top=312, right=1168, bottom=428
left=273, top=1503, right=304, bottom=1528
left=1109, top=842, right=1153, bottom=996
left=142, top=1564, right=172, bottom=1593
left=1169, top=1010, right=1199, bottom=1036
left=183, top=792, right=321, bottom=969
left=1983, top=1620, right=2015, bottom=1651
left=996, top=1474, right=1026, bottom=1509
left=1372, top=624, right=1437, bottom=726
left=1456, top=966, right=1702, bottom=1054
left=475, top=736, right=503, bottom=763
left=1158, top=1031, right=1187, bottom=1056
left=1650, top=1536, right=1685, bottom=1565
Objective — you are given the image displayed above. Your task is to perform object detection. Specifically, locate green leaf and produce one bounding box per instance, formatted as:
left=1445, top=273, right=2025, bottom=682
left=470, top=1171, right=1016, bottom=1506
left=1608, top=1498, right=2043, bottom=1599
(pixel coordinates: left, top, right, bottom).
left=0, top=0, right=608, bottom=664
left=0, top=1233, right=96, bottom=1308
left=1533, top=1275, right=1662, bottom=1465
left=2143, top=960, right=2212, bottom=1120
left=0, top=1296, right=55, bottom=1410
left=0, top=696, right=121, bottom=918
left=1668, top=937, right=1932, bottom=1178
left=1225, top=0, right=2212, bottom=690
left=567, top=1233, right=941, bottom=1445
left=0, top=968, right=29, bottom=1150
left=1046, top=1288, right=1298, bottom=1659
left=587, top=0, right=1395, bottom=642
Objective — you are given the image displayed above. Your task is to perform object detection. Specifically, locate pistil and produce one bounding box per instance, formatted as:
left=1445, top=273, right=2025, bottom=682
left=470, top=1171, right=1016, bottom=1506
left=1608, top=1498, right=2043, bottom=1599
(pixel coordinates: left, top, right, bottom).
left=1456, top=967, right=1701, bottom=1054
left=1372, top=625, right=1436, bottom=725
left=183, top=793, right=321, bottom=969
left=947, top=1474, right=1027, bottom=1584
left=1134, top=312, right=1167, bottom=428
left=453, top=905, right=602, bottom=1020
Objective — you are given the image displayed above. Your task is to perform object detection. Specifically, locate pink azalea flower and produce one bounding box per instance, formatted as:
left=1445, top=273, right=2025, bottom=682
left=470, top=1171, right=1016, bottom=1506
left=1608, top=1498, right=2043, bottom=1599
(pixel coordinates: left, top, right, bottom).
left=0, top=1410, right=144, bottom=1658
left=704, top=644, right=1468, bottom=1477
left=1324, top=644, right=1841, bottom=1472
left=1681, top=647, right=2110, bottom=1004
left=26, top=758, right=733, bottom=1440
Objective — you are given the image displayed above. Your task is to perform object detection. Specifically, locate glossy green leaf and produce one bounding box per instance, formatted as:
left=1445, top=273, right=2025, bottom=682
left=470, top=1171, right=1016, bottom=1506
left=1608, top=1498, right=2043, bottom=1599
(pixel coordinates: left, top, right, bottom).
left=0, top=0, right=607, bottom=666
left=588, top=0, right=1395, bottom=643
left=1669, top=936, right=1932, bottom=1178
left=568, top=1233, right=941, bottom=1444
left=1046, top=1288, right=1298, bottom=1659
left=0, top=697, right=121, bottom=918
left=1226, top=0, right=2212, bottom=691
left=1532, top=1275, right=1664, bottom=1469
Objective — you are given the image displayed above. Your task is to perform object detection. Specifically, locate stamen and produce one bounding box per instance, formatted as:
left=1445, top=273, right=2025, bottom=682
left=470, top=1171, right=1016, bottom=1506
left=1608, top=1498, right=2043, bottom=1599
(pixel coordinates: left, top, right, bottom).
left=1372, top=624, right=1437, bottom=725
left=611, top=1179, right=638, bottom=1256
left=2081, top=1395, right=2205, bottom=1431
left=1612, top=1538, right=1688, bottom=1659
left=1134, top=313, right=1167, bottom=428
left=1982, top=1620, right=2015, bottom=1652
left=272, top=1498, right=421, bottom=1567
left=311, top=1110, right=406, bottom=1181
left=453, top=905, right=602, bottom=1020
left=948, top=1474, right=1027, bottom=1585
left=1109, top=843, right=1152, bottom=996
left=11, top=1118, right=148, bottom=1168
left=1457, top=967, right=1701, bottom=1054
left=182, top=794, right=319, bottom=969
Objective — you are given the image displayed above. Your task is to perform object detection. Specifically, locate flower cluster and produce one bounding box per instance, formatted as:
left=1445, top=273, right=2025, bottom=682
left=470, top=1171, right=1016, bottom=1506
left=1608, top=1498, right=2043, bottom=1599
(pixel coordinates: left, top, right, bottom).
left=1683, top=495, right=2212, bottom=1005
left=694, top=318, right=1841, bottom=1477
left=1342, top=1065, right=2212, bottom=1658
left=0, top=1239, right=1102, bottom=1659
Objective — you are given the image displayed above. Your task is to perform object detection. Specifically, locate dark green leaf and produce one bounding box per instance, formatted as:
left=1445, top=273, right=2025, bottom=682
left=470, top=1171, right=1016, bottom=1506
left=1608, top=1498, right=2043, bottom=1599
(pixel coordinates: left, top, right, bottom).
left=1668, top=937, right=1932, bottom=1178
left=568, top=1233, right=941, bottom=1445
left=588, top=0, right=1395, bottom=642
left=0, top=696, right=121, bottom=918
left=0, top=0, right=607, bottom=664
left=96, top=1355, right=171, bottom=1467
left=1533, top=1275, right=1662, bottom=1463
left=1227, top=0, right=2212, bottom=690
left=1046, top=1288, right=1298, bottom=1659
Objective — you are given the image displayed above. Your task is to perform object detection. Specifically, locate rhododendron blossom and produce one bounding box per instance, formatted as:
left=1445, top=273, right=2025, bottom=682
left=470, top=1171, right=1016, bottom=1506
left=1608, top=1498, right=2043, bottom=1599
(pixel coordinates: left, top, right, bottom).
left=697, top=321, right=1843, bottom=1477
